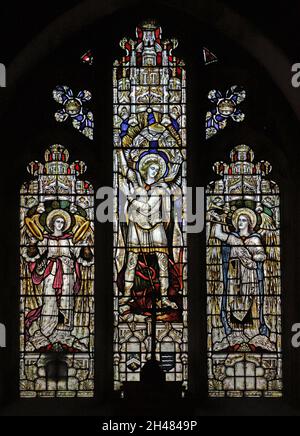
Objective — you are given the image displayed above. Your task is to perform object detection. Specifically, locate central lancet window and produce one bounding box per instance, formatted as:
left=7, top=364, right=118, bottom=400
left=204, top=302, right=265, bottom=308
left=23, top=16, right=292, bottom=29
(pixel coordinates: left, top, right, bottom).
left=113, top=21, right=188, bottom=394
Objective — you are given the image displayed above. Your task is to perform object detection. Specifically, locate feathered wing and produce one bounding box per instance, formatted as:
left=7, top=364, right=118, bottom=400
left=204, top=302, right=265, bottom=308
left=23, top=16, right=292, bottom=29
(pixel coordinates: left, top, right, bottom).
left=115, top=172, right=133, bottom=274
left=206, top=195, right=229, bottom=349
left=165, top=162, right=182, bottom=192
left=164, top=166, right=184, bottom=263
left=113, top=148, right=132, bottom=274
left=20, top=220, right=45, bottom=346
left=20, top=222, right=43, bottom=311
left=258, top=212, right=281, bottom=343
left=73, top=226, right=95, bottom=348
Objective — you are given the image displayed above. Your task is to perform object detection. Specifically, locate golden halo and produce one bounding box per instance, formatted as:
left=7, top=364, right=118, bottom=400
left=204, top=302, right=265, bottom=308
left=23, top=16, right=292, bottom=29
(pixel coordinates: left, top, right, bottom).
left=46, top=209, right=72, bottom=233
left=232, top=208, right=257, bottom=231
left=138, top=153, right=167, bottom=181
left=73, top=220, right=90, bottom=244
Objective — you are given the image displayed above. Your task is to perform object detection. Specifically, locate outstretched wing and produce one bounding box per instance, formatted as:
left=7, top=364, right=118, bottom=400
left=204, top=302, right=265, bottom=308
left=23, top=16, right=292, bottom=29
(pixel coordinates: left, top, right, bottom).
left=258, top=212, right=281, bottom=296
left=165, top=164, right=182, bottom=197
left=258, top=212, right=281, bottom=341
left=20, top=218, right=44, bottom=340
left=73, top=228, right=95, bottom=339
left=206, top=190, right=233, bottom=349
left=206, top=213, right=224, bottom=296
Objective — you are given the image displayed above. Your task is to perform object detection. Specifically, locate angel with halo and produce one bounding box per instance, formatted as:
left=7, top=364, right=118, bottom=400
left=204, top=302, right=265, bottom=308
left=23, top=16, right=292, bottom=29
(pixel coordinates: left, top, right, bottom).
left=207, top=206, right=279, bottom=352
left=116, top=146, right=185, bottom=313
left=21, top=207, right=94, bottom=352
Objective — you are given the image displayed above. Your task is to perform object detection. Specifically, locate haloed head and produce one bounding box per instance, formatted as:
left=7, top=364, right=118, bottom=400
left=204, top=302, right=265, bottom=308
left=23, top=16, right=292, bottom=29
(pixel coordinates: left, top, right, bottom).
left=147, top=163, right=160, bottom=179
left=53, top=216, right=66, bottom=233
left=238, top=214, right=250, bottom=233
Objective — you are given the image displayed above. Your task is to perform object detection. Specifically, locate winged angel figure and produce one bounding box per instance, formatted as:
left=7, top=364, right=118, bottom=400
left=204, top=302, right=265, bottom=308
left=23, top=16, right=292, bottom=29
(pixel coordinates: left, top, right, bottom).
left=207, top=202, right=281, bottom=353
left=115, top=146, right=186, bottom=319
left=20, top=207, right=94, bottom=352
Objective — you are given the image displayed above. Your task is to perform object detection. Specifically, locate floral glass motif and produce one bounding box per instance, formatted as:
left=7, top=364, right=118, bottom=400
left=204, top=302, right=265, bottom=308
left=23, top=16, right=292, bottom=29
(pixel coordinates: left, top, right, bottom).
left=206, top=144, right=282, bottom=398
left=113, top=21, right=188, bottom=394
left=206, top=86, right=246, bottom=139
left=53, top=86, right=94, bottom=140
left=20, top=145, right=95, bottom=398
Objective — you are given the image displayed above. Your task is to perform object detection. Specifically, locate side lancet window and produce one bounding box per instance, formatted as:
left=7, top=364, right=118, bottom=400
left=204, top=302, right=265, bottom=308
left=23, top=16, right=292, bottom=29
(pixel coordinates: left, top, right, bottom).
left=206, top=145, right=282, bottom=398
left=113, top=21, right=188, bottom=394
left=20, top=145, right=95, bottom=398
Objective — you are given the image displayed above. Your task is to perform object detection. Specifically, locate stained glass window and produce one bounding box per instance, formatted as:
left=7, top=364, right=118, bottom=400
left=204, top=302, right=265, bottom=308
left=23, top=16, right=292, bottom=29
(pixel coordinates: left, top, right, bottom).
left=206, top=86, right=246, bottom=139
left=20, top=145, right=94, bottom=398
left=206, top=144, right=282, bottom=398
left=113, top=21, right=188, bottom=393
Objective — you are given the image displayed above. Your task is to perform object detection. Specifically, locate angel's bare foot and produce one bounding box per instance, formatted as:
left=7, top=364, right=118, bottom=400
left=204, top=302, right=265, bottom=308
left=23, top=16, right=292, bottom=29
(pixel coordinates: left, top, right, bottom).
left=120, top=312, right=134, bottom=323
left=123, top=290, right=133, bottom=298
left=160, top=297, right=178, bottom=309
left=119, top=296, right=133, bottom=306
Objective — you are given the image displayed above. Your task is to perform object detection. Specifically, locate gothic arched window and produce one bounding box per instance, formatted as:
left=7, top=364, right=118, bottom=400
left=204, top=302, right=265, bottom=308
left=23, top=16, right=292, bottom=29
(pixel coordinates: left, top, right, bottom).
left=113, top=21, right=188, bottom=394
left=206, top=145, right=282, bottom=397
left=20, top=145, right=95, bottom=398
